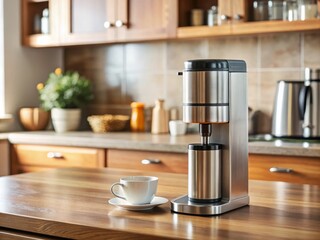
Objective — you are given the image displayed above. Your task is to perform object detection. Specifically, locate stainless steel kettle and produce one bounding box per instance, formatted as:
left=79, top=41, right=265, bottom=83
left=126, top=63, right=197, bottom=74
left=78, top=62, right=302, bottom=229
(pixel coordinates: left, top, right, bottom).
left=272, top=69, right=320, bottom=138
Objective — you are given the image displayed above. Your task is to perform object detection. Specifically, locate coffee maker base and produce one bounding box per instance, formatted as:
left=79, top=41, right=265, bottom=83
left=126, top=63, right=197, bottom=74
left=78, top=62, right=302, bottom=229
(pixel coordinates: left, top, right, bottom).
left=171, top=195, right=249, bottom=216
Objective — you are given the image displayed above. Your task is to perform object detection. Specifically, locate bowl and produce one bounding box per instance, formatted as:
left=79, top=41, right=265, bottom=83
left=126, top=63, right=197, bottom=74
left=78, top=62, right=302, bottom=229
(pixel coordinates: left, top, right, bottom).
left=87, top=114, right=130, bottom=133
left=19, top=107, right=50, bottom=131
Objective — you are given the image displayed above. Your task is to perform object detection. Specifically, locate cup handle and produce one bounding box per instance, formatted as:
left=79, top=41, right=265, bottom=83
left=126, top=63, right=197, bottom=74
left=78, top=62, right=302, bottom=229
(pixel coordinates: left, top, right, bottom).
left=110, top=182, right=126, bottom=200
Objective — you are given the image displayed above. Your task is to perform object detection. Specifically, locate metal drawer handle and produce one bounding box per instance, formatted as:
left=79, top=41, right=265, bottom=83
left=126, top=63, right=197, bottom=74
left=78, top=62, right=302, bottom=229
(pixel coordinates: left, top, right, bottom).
left=141, top=159, right=161, bottom=165
left=269, top=167, right=293, bottom=173
left=47, top=152, right=63, bottom=159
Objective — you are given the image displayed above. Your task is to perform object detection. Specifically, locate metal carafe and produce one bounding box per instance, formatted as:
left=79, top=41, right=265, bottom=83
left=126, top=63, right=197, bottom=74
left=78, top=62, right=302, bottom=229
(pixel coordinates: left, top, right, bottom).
left=272, top=68, right=320, bottom=138
left=299, top=68, right=320, bottom=138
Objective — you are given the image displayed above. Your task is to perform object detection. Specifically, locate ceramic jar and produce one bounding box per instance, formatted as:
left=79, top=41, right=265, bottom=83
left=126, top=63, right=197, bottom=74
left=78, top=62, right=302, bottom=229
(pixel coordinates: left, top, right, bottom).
left=151, top=99, right=168, bottom=134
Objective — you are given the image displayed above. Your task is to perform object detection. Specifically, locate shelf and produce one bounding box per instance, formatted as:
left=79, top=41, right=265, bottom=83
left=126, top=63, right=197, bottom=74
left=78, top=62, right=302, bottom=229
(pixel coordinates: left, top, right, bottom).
left=177, top=19, right=320, bottom=39
left=233, top=19, right=320, bottom=35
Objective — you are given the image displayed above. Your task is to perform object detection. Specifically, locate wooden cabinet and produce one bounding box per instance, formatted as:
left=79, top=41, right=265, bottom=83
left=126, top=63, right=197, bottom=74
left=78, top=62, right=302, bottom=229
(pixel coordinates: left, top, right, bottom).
left=60, top=0, right=176, bottom=45
left=21, top=0, right=61, bottom=47
left=108, top=149, right=319, bottom=185
left=177, top=0, right=320, bottom=38
left=107, top=149, right=188, bottom=174
left=0, top=140, right=10, bottom=176
left=249, top=154, right=320, bottom=185
left=11, top=144, right=106, bottom=174
left=22, top=0, right=177, bottom=47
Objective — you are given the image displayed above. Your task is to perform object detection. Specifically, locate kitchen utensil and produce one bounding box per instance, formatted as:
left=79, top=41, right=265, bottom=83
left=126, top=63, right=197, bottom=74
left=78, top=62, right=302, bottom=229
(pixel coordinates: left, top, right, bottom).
left=108, top=196, right=168, bottom=211
left=151, top=99, right=168, bottom=134
left=19, top=107, right=50, bottom=131
left=87, top=114, right=129, bottom=133
left=169, top=120, right=187, bottom=136
left=111, top=176, right=158, bottom=205
left=171, top=59, right=249, bottom=215
left=272, top=69, right=320, bottom=138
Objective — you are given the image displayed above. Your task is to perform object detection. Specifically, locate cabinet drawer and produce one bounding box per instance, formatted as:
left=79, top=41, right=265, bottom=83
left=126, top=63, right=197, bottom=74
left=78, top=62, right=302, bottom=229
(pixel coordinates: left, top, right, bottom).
left=11, top=144, right=106, bottom=174
left=107, top=149, right=188, bottom=174
left=249, top=154, right=320, bottom=185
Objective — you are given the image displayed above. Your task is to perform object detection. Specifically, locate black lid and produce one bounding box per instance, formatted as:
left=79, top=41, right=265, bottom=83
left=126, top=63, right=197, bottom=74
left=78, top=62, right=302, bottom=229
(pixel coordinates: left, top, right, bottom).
left=184, top=59, right=246, bottom=72
left=188, top=143, right=222, bottom=150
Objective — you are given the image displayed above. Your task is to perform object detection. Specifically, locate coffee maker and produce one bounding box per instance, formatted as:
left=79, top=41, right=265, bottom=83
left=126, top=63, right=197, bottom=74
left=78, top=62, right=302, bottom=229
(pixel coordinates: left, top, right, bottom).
left=171, top=59, right=249, bottom=215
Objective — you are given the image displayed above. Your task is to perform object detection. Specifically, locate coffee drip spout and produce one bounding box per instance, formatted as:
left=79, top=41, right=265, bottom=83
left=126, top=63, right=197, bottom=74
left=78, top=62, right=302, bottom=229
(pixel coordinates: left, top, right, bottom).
left=200, top=123, right=212, bottom=145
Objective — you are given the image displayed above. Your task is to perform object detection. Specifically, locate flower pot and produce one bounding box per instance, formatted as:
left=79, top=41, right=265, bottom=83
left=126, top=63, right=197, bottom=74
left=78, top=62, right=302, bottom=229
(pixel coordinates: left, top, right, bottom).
left=51, top=108, right=81, bottom=132
left=19, top=107, right=50, bottom=131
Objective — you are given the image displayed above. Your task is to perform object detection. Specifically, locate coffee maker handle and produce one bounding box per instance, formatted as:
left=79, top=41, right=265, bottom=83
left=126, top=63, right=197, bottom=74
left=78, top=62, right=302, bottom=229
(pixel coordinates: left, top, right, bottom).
left=298, top=85, right=311, bottom=120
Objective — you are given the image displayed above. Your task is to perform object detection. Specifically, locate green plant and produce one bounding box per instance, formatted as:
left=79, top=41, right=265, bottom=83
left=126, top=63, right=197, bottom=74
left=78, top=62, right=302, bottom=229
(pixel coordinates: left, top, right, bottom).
left=37, top=68, right=93, bottom=111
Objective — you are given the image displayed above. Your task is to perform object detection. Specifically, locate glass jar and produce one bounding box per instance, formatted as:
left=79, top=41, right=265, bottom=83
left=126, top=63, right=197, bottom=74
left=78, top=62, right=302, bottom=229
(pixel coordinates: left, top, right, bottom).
left=283, top=0, right=299, bottom=21
left=298, top=0, right=318, bottom=20
left=130, top=102, right=145, bottom=132
left=268, top=0, right=285, bottom=20
left=253, top=0, right=269, bottom=21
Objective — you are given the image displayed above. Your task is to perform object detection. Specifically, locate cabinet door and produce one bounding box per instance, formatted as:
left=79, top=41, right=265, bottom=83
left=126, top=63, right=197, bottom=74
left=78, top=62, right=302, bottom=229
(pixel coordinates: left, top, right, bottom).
left=21, top=0, right=61, bottom=47
left=11, top=144, right=106, bottom=174
left=218, top=0, right=247, bottom=24
left=59, top=0, right=117, bottom=45
left=117, top=0, right=177, bottom=41
left=107, top=149, right=188, bottom=173
left=249, top=154, right=320, bottom=185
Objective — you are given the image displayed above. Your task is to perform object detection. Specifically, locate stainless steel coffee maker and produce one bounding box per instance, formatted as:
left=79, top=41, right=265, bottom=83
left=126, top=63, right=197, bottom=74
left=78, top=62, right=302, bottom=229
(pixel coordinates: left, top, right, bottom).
left=171, top=59, right=249, bottom=215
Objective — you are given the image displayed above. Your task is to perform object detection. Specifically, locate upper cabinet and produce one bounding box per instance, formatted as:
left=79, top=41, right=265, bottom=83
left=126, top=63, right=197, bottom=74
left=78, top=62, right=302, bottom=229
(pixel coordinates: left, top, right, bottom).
left=177, top=0, right=320, bottom=38
left=21, top=0, right=320, bottom=47
left=21, top=0, right=60, bottom=47
left=21, top=0, right=177, bottom=47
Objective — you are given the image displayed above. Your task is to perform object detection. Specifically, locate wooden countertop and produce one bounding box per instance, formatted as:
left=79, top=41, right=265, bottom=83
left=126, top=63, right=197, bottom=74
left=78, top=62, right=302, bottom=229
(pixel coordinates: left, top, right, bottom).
left=7, top=131, right=320, bottom=157
left=0, top=168, right=319, bottom=239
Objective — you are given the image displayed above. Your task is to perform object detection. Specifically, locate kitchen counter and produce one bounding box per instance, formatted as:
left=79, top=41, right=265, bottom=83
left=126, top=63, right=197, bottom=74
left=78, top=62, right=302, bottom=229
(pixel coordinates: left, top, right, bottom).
left=7, top=131, right=320, bottom=157
left=0, top=167, right=319, bottom=239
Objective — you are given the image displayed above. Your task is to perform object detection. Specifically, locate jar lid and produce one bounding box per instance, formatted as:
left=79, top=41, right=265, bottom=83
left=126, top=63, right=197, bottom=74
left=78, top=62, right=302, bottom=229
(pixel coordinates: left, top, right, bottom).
left=131, top=102, right=144, bottom=108
left=184, top=59, right=246, bottom=72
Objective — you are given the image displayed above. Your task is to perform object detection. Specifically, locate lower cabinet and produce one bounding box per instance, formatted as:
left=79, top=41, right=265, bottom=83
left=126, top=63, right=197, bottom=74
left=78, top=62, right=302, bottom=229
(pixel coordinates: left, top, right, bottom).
left=11, top=144, right=106, bottom=174
left=249, top=154, right=320, bottom=185
left=107, top=149, right=188, bottom=174
left=10, top=144, right=319, bottom=185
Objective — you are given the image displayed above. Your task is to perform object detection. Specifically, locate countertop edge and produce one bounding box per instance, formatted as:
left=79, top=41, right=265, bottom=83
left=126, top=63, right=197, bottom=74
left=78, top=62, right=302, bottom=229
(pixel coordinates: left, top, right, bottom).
left=5, top=131, right=320, bottom=157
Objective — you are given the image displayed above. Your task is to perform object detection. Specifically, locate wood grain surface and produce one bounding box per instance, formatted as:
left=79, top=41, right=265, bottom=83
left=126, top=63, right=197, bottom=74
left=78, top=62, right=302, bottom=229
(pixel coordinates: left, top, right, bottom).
left=0, top=167, right=319, bottom=239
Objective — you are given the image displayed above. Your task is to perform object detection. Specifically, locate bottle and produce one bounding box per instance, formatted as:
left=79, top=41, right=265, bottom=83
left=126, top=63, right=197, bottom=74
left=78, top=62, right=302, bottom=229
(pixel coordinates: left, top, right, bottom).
left=207, top=6, right=218, bottom=26
left=130, top=102, right=145, bottom=132
left=41, top=8, right=49, bottom=34
left=151, top=99, right=169, bottom=134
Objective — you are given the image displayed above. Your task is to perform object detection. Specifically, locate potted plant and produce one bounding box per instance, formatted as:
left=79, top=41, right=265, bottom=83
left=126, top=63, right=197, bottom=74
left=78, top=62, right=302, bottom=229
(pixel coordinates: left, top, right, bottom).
left=37, top=68, right=93, bottom=132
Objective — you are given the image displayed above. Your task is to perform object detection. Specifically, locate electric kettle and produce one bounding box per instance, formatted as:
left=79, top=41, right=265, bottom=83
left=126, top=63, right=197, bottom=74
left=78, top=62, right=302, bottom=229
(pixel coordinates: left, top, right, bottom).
left=272, top=69, right=320, bottom=139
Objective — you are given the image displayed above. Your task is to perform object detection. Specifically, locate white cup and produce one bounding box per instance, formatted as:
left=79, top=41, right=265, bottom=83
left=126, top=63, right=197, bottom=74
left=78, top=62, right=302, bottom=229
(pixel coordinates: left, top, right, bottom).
left=169, top=120, right=187, bottom=136
left=110, top=176, right=158, bottom=204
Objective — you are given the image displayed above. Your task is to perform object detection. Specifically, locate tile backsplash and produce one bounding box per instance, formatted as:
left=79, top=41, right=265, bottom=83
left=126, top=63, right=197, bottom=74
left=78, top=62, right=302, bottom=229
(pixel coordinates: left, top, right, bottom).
left=65, top=31, right=320, bottom=134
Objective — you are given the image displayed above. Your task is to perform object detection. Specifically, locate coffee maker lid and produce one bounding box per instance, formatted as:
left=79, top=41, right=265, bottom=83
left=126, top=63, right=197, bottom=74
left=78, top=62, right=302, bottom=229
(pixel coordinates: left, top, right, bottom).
left=184, top=59, right=246, bottom=72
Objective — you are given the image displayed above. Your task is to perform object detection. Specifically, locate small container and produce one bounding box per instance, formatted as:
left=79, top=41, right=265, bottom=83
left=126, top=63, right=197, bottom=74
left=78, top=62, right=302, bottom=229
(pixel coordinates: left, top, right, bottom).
left=268, top=0, right=284, bottom=20
left=190, top=9, right=204, bottom=26
left=298, top=0, right=318, bottom=20
left=283, top=0, right=299, bottom=21
left=151, top=99, right=168, bottom=134
left=253, top=0, right=269, bottom=21
left=207, top=6, right=218, bottom=26
left=169, top=120, right=187, bottom=136
left=130, top=102, right=145, bottom=132
left=41, top=8, right=50, bottom=34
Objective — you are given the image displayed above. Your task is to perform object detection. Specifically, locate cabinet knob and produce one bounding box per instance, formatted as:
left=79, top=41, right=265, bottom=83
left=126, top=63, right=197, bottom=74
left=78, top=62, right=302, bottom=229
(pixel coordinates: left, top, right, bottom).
left=47, top=152, right=63, bottom=159
left=269, top=167, right=293, bottom=173
left=141, top=159, right=161, bottom=165
left=115, top=20, right=127, bottom=28
left=233, top=14, right=244, bottom=21
left=103, top=21, right=114, bottom=29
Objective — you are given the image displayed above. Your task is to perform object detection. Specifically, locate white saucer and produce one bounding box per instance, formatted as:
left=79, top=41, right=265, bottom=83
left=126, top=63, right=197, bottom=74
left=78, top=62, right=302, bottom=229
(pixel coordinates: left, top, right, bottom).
left=108, top=196, right=168, bottom=211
